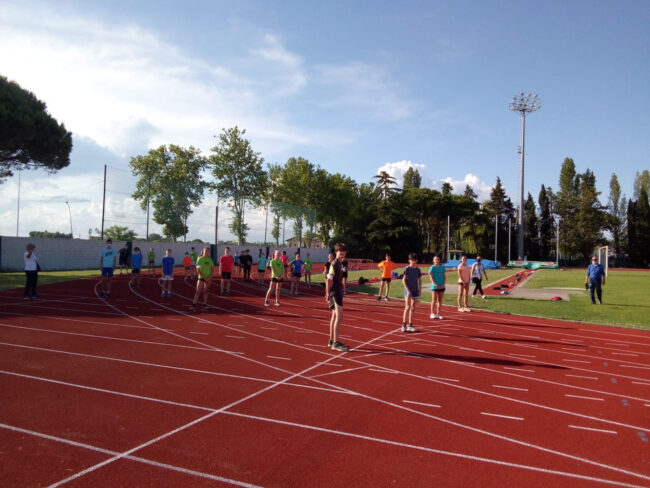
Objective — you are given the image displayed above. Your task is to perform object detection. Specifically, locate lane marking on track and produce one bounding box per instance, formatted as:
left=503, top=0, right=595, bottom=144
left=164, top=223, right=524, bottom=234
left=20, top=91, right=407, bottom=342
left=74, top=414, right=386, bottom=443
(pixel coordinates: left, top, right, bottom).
left=565, top=394, right=605, bottom=401
left=621, top=365, right=650, bottom=370
left=266, top=355, right=291, bottom=361
left=259, top=327, right=278, bottom=330
left=569, top=425, right=618, bottom=435
left=428, top=376, right=459, bottom=382
left=503, top=367, right=535, bottom=373
left=188, top=332, right=209, bottom=335
left=309, top=365, right=370, bottom=379
left=481, top=412, right=524, bottom=421
left=166, top=318, right=182, bottom=321
left=493, top=385, right=529, bottom=392
left=403, top=399, right=441, bottom=408
left=562, top=359, right=591, bottom=364
left=225, top=335, right=246, bottom=339
left=606, top=343, right=628, bottom=346
left=304, top=343, right=326, bottom=347
left=631, top=381, right=650, bottom=386
left=611, top=352, right=639, bottom=357
left=561, top=347, right=585, bottom=352
left=295, top=330, right=314, bottom=334
left=565, top=374, right=598, bottom=380
left=369, top=368, right=398, bottom=374
left=508, top=353, right=536, bottom=358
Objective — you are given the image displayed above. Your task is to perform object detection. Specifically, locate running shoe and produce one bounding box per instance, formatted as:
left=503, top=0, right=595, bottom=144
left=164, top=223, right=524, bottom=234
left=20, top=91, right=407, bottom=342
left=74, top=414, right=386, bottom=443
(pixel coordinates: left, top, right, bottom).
left=384, top=296, right=389, bottom=301
left=376, top=296, right=382, bottom=301
left=458, top=307, right=464, bottom=312
left=429, top=313, right=435, bottom=319
left=264, top=301, right=270, bottom=307
left=401, top=323, right=407, bottom=332
left=328, top=339, right=334, bottom=348
left=463, top=307, right=471, bottom=312
left=188, top=306, right=196, bottom=313
left=331, top=341, right=349, bottom=352
left=437, top=315, right=444, bottom=320
left=161, top=292, right=166, bottom=298
left=274, top=301, right=280, bottom=306
left=168, top=291, right=173, bottom=297
left=406, top=325, right=418, bottom=333
left=482, top=295, right=487, bottom=299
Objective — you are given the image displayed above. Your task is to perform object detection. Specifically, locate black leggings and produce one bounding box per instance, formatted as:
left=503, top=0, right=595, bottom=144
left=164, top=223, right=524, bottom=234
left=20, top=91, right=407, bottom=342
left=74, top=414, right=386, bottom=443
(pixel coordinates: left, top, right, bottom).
left=472, top=278, right=484, bottom=296
left=25, top=270, right=38, bottom=297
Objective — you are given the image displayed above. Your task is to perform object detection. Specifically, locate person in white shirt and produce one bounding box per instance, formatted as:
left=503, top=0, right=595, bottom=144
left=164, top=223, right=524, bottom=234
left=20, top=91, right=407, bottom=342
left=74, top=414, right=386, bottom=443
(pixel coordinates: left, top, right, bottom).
left=24, top=243, right=39, bottom=299
left=470, top=254, right=488, bottom=299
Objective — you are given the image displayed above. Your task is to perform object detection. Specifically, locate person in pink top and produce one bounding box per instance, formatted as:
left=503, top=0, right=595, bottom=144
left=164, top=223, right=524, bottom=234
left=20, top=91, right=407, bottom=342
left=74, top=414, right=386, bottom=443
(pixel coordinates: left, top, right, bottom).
left=280, top=250, right=290, bottom=280
left=457, top=254, right=471, bottom=312
left=219, top=247, right=235, bottom=296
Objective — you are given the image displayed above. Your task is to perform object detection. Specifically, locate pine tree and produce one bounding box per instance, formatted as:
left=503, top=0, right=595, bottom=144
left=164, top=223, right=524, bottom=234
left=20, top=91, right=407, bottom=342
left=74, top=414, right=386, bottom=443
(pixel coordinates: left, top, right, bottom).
left=524, top=192, right=539, bottom=259
left=607, top=173, right=627, bottom=257
left=538, top=184, right=555, bottom=259
left=555, top=158, right=580, bottom=258
left=403, top=167, right=422, bottom=190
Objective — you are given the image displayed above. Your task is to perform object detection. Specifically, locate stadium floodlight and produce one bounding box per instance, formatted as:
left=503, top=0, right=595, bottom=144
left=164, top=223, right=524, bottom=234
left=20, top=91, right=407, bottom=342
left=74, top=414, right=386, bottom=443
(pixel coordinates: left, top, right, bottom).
left=510, top=92, right=541, bottom=260
left=66, top=201, right=73, bottom=238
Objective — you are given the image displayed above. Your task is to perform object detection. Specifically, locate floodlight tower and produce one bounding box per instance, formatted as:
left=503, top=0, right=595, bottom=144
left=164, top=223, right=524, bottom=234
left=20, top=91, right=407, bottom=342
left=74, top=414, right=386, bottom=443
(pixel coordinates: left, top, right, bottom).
left=510, top=92, right=541, bottom=261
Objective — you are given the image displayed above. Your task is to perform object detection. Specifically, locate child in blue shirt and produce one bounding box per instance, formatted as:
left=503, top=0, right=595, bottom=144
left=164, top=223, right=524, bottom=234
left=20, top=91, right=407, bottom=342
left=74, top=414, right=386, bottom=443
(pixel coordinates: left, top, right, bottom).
left=131, top=247, right=144, bottom=288
left=161, top=249, right=175, bottom=297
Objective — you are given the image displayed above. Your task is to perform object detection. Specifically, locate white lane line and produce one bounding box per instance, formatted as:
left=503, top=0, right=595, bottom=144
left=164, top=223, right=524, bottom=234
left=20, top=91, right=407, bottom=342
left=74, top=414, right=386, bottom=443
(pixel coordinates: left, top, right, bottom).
left=327, top=363, right=344, bottom=367
left=295, top=330, right=314, bottom=334
left=565, top=394, right=605, bottom=401
left=569, top=425, right=618, bottom=435
left=166, top=318, right=182, bottom=321
left=403, top=399, right=441, bottom=409
left=508, top=353, right=536, bottom=358
left=631, top=381, right=650, bottom=386
left=369, top=368, right=398, bottom=374
left=428, top=376, right=459, bottom=382
left=304, top=343, right=326, bottom=347
left=266, top=355, right=291, bottom=361
left=561, top=347, right=585, bottom=352
left=309, top=366, right=370, bottom=379
left=188, top=332, right=209, bottom=335
left=606, top=343, right=628, bottom=346
left=621, top=364, right=650, bottom=370
left=225, top=335, right=246, bottom=339
left=562, top=359, right=591, bottom=364
left=481, top=412, right=524, bottom=421
left=611, top=352, right=639, bottom=357
left=260, top=327, right=278, bottom=330
left=565, top=374, right=599, bottom=380
left=493, top=385, right=529, bottom=392
left=503, top=367, right=535, bottom=373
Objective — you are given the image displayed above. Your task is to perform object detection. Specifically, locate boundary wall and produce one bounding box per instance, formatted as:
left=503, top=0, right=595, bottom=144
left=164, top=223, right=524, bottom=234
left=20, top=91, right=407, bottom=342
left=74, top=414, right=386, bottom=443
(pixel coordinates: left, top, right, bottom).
left=0, top=236, right=330, bottom=272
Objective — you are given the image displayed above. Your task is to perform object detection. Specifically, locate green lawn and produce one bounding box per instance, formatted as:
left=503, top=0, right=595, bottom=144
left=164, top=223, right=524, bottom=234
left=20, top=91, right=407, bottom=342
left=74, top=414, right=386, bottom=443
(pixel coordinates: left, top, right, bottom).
left=0, top=269, right=100, bottom=291
left=345, top=267, right=650, bottom=330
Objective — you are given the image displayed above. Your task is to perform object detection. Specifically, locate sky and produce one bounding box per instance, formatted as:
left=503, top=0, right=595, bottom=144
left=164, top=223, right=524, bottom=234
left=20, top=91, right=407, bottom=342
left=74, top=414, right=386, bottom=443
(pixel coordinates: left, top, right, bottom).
left=1, top=0, right=648, bottom=243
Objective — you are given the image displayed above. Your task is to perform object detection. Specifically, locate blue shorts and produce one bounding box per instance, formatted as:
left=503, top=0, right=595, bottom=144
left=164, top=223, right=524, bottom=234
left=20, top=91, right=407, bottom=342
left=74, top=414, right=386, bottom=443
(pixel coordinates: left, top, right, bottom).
left=404, top=290, right=420, bottom=298
left=101, top=267, right=114, bottom=277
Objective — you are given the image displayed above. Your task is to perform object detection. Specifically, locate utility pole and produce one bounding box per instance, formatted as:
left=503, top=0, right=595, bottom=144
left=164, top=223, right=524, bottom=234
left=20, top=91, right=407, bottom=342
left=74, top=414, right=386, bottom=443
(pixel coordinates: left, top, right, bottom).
left=510, top=93, right=541, bottom=260
left=101, top=164, right=107, bottom=240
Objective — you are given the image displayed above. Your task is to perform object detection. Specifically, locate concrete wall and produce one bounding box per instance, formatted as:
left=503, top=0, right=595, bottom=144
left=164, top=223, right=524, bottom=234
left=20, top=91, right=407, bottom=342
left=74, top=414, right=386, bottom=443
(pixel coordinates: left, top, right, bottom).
left=0, top=236, right=331, bottom=271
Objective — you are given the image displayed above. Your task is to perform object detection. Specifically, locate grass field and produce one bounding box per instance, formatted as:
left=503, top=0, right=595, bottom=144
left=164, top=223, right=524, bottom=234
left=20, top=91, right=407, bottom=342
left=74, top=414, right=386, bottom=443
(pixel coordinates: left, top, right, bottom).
left=3, top=266, right=649, bottom=329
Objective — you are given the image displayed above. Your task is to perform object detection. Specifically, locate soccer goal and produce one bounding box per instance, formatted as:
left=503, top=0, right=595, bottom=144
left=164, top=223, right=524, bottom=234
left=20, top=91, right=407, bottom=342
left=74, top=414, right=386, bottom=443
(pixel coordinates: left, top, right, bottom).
left=596, top=245, right=609, bottom=277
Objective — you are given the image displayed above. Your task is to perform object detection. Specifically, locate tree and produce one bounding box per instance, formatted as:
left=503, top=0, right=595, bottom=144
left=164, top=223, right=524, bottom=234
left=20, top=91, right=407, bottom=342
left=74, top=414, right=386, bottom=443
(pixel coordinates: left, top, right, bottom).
left=147, top=233, right=164, bottom=242
left=464, top=184, right=478, bottom=200
left=403, top=167, right=422, bottom=190
left=574, top=168, right=606, bottom=259
left=209, top=127, right=267, bottom=245
left=29, top=230, right=71, bottom=238
left=96, top=225, right=137, bottom=241
left=131, top=145, right=208, bottom=241
left=627, top=188, right=650, bottom=268
left=523, top=192, right=539, bottom=259
left=537, top=185, right=555, bottom=259
left=633, top=170, right=650, bottom=201
left=373, top=171, right=399, bottom=200
left=555, top=158, right=580, bottom=258
left=483, top=177, right=515, bottom=263
left=607, top=173, right=627, bottom=256
left=0, top=76, right=72, bottom=182
left=441, top=181, right=453, bottom=195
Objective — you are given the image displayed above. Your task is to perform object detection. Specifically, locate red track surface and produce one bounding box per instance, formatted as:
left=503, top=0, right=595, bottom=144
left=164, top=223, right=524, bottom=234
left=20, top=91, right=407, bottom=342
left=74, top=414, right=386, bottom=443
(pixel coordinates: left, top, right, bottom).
left=1, top=270, right=649, bottom=487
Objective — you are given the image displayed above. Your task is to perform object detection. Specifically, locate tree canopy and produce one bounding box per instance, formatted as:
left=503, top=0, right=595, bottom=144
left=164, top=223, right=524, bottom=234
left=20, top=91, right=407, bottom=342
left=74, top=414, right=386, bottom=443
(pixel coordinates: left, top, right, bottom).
left=0, top=75, right=72, bottom=182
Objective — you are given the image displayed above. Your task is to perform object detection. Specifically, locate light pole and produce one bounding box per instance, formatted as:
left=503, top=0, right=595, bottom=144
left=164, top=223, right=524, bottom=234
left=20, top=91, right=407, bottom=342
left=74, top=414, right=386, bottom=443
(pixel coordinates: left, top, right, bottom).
left=65, top=201, right=73, bottom=238
left=510, top=93, right=541, bottom=260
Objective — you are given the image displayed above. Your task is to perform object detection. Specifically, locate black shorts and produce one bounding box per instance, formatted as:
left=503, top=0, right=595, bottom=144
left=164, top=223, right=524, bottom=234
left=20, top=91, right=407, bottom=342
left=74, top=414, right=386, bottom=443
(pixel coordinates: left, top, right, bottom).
left=342, top=272, right=348, bottom=278
left=221, top=272, right=232, bottom=279
left=328, top=292, right=343, bottom=309
left=148, top=261, right=155, bottom=266
left=382, top=277, right=391, bottom=282
left=272, top=277, right=283, bottom=283
left=132, top=268, right=140, bottom=274
left=292, top=272, right=302, bottom=278
left=119, top=258, right=128, bottom=265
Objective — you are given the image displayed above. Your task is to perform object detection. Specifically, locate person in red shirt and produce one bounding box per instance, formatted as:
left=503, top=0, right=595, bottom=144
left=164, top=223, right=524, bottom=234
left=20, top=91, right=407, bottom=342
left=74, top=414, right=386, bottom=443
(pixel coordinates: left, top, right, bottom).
left=182, top=252, right=192, bottom=277
left=281, top=250, right=290, bottom=280
left=219, top=247, right=235, bottom=296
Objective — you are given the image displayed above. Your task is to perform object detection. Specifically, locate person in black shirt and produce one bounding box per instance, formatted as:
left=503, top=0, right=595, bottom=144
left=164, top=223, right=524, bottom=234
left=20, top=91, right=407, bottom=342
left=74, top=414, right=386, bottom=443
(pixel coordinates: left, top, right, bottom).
left=240, top=249, right=253, bottom=281
left=118, top=246, right=130, bottom=274
left=325, top=242, right=349, bottom=352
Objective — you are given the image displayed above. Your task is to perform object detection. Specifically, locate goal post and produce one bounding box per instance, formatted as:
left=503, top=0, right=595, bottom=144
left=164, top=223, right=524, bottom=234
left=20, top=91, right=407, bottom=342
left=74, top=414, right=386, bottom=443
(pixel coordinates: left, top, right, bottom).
left=597, top=246, right=609, bottom=277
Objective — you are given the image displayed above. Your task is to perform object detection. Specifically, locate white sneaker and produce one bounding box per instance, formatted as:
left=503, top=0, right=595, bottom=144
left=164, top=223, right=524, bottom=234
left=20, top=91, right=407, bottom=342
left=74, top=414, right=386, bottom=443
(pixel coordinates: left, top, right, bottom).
left=406, top=325, right=418, bottom=332
left=458, top=307, right=464, bottom=312
left=274, top=301, right=280, bottom=306
left=482, top=295, right=487, bottom=299
left=463, top=307, right=471, bottom=312
left=264, top=301, right=270, bottom=307
left=437, top=315, right=443, bottom=320
left=430, top=313, right=435, bottom=319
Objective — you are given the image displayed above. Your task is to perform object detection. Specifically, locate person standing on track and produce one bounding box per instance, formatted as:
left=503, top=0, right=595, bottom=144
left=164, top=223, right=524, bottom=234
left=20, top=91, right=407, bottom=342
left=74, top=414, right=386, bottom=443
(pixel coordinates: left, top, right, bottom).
left=264, top=250, right=284, bottom=306
left=189, top=247, right=198, bottom=278
left=257, top=252, right=267, bottom=285
left=470, top=254, right=488, bottom=299
left=377, top=253, right=397, bottom=301
left=457, top=254, right=471, bottom=312
left=233, top=251, right=240, bottom=279
left=118, top=245, right=129, bottom=274
left=189, top=247, right=213, bottom=313
left=401, top=253, right=421, bottom=333
left=281, top=250, right=290, bottom=281
left=240, top=249, right=253, bottom=282
left=323, top=251, right=335, bottom=281
left=428, top=255, right=446, bottom=319
left=325, top=243, right=349, bottom=352
left=99, top=239, right=117, bottom=298
left=160, top=249, right=175, bottom=297
left=131, top=247, right=143, bottom=288
left=586, top=255, right=606, bottom=304
left=289, top=252, right=304, bottom=295
left=147, top=247, right=156, bottom=276
left=219, top=247, right=235, bottom=296
left=23, top=243, right=39, bottom=299
left=182, top=252, right=192, bottom=277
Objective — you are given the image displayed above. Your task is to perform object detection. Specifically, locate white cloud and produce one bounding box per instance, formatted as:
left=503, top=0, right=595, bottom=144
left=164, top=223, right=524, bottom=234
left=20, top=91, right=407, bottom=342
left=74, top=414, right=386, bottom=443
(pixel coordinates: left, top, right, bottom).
left=433, top=173, right=494, bottom=201
left=376, top=160, right=429, bottom=188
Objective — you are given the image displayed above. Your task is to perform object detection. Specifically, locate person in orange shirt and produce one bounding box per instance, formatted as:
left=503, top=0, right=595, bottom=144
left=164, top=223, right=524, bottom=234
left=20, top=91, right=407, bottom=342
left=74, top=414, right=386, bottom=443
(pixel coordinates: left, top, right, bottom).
left=457, top=254, right=471, bottom=312
left=182, top=252, right=192, bottom=277
left=377, top=253, right=397, bottom=301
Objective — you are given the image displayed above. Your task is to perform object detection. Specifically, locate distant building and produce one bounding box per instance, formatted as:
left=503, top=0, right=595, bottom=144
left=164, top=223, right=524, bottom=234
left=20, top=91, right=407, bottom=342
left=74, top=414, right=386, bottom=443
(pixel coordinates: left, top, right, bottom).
left=285, top=236, right=324, bottom=248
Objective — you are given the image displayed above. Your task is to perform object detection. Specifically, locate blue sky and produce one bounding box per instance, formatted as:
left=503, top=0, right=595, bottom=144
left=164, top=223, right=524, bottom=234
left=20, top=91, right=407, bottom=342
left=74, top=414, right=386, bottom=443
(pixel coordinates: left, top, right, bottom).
left=0, top=0, right=648, bottom=242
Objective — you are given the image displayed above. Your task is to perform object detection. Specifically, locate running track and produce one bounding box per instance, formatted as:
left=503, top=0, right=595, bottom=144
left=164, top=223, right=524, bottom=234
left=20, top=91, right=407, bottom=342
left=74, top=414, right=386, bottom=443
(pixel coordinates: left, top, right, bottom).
left=0, top=270, right=648, bottom=487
